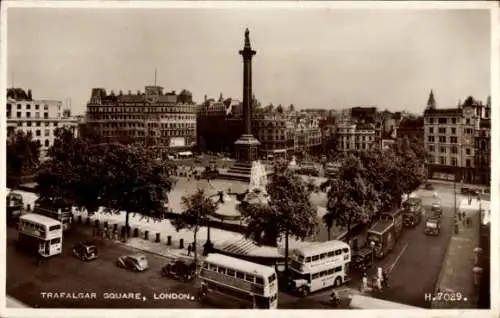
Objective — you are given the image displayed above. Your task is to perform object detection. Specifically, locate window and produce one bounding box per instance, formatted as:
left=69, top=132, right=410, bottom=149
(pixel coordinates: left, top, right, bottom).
left=312, top=255, right=319, bottom=261
left=26, top=112, right=31, bottom=118
left=327, top=251, right=335, bottom=257
left=36, top=130, right=41, bottom=136
left=44, top=140, right=49, bottom=147
left=320, top=253, right=326, bottom=259
left=26, top=104, right=31, bottom=109
left=245, top=274, right=255, bottom=282
left=466, top=159, right=471, bottom=167
left=203, top=263, right=208, bottom=269
left=44, top=105, right=48, bottom=110
left=438, top=127, right=446, bottom=134
left=451, top=128, right=456, bottom=134
left=335, top=249, right=342, bottom=256
left=440, top=147, right=446, bottom=153
left=35, top=104, right=40, bottom=110
left=27, top=122, right=32, bottom=127
left=17, top=104, right=21, bottom=109
left=451, top=146, right=458, bottom=154
left=36, top=121, right=41, bottom=126
left=44, top=112, right=48, bottom=119
left=427, top=118, right=434, bottom=124
left=466, top=148, right=471, bottom=155
left=7, top=103, right=11, bottom=110
left=439, top=136, right=446, bottom=143
left=450, top=137, right=457, bottom=143
left=312, top=273, right=320, bottom=280
left=428, top=127, right=434, bottom=134
left=35, top=112, right=40, bottom=118
left=466, top=119, right=470, bottom=125
left=427, top=136, right=435, bottom=142
left=217, top=267, right=226, bottom=274
left=452, top=118, right=457, bottom=124
left=255, top=277, right=264, bottom=285
left=51, top=237, right=61, bottom=245
left=49, top=224, right=61, bottom=231
left=45, top=129, right=50, bottom=136
left=439, top=156, right=446, bottom=165
left=451, top=157, right=457, bottom=166
left=236, top=271, right=245, bottom=279
left=438, top=118, right=447, bottom=124
left=305, top=257, right=311, bottom=263
left=327, top=269, right=334, bottom=275
left=334, top=266, right=342, bottom=273
left=45, top=122, right=49, bottom=126
left=428, top=145, right=435, bottom=152
left=16, top=112, right=21, bottom=118
left=226, top=269, right=235, bottom=277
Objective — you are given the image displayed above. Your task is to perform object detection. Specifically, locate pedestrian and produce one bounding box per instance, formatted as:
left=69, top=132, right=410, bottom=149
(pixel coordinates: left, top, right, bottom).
left=382, top=270, right=389, bottom=288
left=361, top=272, right=368, bottom=293
left=433, top=191, right=438, bottom=199
left=187, top=244, right=192, bottom=256
left=376, top=276, right=383, bottom=292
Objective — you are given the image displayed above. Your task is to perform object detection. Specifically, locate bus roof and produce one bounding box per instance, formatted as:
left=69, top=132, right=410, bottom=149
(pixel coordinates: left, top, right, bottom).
left=204, top=253, right=276, bottom=277
left=20, top=213, right=62, bottom=227
left=294, top=240, right=350, bottom=257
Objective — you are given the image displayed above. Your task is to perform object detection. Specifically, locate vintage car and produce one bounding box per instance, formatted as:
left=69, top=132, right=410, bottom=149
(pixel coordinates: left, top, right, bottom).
left=161, top=258, right=197, bottom=282
left=116, top=253, right=149, bottom=272
left=424, top=217, right=441, bottom=236
left=72, top=241, right=98, bottom=261
left=351, top=247, right=373, bottom=272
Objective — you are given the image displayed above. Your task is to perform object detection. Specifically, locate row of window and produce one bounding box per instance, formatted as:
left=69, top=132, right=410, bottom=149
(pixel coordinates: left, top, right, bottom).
left=311, top=266, right=343, bottom=280
left=338, top=142, right=373, bottom=150
left=100, top=129, right=194, bottom=138
left=298, top=248, right=350, bottom=263
left=202, top=262, right=276, bottom=285
left=7, top=103, right=50, bottom=110
left=339, top=136, right=374, bottom=141
left=98, top=122, right=195, bottom=129
left=427, top=156, right=472, bottom=167
left=425, top=117, right=472, bottom=125
left=7, top=111, right=50, bottom=119
left=50, top=237, right=61, bottom=245
left=12, top=121, right=61, bottom=127
left=428, top=145, right=473, bottom=155
left=88, top=106, right=196, bottom=114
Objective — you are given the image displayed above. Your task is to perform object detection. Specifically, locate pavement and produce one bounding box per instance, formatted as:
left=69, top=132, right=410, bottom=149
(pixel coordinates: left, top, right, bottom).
left=431, top=199, right=483, bottom=309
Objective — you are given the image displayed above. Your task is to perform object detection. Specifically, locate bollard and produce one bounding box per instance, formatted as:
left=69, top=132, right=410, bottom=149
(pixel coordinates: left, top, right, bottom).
left=179, top=238, right=184, bottom=249
left=167, top=236, right=172, bottom=246
left=156, top=233, right=160, bottom=243
left=104, top=221, right=109, bottom=229
left=145, top=231, right=149, bottom=241
left=133, top=228, right=139, bottom=237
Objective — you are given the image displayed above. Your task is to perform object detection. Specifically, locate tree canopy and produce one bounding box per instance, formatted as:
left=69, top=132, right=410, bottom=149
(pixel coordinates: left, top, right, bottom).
left=36, top=128, right=173, bottom=237
left=7, top=131, right=40, bottom=188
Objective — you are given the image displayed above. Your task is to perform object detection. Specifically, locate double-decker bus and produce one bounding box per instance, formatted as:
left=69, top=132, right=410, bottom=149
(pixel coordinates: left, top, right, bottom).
left=34, top=198, right=73, bottom=231
left=18, top=213, right=63, bottom=257
left=199, top=253, right=278, bottom=309
left=6, top=192, right=23, bottom=222
left=288, top=240, right=351, bottom=297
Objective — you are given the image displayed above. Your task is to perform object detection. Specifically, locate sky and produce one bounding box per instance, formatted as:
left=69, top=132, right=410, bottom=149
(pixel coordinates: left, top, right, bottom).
left=6, top=6, right=492, bottom=115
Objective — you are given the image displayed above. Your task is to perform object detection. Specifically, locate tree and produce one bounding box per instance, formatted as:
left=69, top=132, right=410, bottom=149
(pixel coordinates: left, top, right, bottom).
left=37, top=130, right=173, bottom=240
left=288, top=104, right=295, bottom=112
left=394, top=136, right=426, bottom=200
left=7, top=131, right=40, bottom=188
left=276, top=104, right=284, bottom=114
left=239, top=168, right=318, bottom=274
left=172, top=189, right=218, bottom=265
left=323, top=154, right=380, bottom=242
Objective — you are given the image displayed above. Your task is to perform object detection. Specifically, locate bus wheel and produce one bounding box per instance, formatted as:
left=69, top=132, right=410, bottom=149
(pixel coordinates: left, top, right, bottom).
left=299, top=287, right=309, bottom=297
left=334, top=277, right=342, bottom=287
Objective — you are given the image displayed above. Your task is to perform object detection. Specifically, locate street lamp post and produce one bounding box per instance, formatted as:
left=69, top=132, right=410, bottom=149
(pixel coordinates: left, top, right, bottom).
left=370, top=241, right=375, bottom=267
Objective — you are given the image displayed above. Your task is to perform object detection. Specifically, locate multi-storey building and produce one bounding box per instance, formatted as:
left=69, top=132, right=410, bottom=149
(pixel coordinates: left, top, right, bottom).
left=253, top=112, right=295, bottom=158
left=6, top=88, right=78, bottom=158
left=475, top=97, right=491, bottom=185
left=424, top=91, right=490, bottom=184
left=336, top=122, right=376, bottom=152
left=86, top=85, right=197, bottom=155
left=397, top=116, right=424, bottom=141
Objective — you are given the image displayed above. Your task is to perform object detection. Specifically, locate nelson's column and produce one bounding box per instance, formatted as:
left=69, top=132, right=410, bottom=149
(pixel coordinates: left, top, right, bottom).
left=224, top=28, right=261, bottom=180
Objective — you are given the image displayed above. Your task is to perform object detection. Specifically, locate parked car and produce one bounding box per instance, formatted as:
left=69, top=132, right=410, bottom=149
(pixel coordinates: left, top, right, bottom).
left=460, top=187, right=469, bottom=195
left=116, top=253, right=149, bottom=272
left=424, top=182, right=434, bottom=190
left=351, top=247, right=373, bottom=272
left=161, top=258, right=197, bottom=281
left=73, top=241, right=98, bottom=261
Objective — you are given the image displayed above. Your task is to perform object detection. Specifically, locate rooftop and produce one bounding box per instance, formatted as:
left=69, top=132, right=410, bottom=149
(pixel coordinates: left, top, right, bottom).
left=424, top=108, right=463, bottom=116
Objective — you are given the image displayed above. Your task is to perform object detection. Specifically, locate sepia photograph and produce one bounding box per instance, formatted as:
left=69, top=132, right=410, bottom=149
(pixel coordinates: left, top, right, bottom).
left=1, top=1, right=496, bottom=316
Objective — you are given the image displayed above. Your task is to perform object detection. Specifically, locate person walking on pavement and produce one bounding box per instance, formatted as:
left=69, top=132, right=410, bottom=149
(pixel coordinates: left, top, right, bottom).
left=187, top=244, right=192, bottom=256
left=382, top=269, right=390, bottom=288
left=361, top=272, right=368, bottom=293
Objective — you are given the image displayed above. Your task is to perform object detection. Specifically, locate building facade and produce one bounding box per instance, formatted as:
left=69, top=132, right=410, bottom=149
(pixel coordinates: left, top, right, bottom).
left=6, top=88, right=78, bottom=158
left=336, top=122, right=376, bottom=152
left=424, top=93, right=490, bottom=184
left=86, top=86, right=197, bottom=154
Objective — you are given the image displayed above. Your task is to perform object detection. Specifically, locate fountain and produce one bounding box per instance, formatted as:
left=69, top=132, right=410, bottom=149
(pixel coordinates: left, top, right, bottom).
left=211, top=160, right=269, bottom=220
